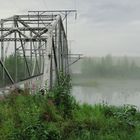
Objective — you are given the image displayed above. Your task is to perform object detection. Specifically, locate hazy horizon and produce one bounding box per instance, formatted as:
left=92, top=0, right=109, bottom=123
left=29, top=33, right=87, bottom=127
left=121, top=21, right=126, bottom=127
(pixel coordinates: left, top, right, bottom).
left=0, top=0, right=140, bottom=57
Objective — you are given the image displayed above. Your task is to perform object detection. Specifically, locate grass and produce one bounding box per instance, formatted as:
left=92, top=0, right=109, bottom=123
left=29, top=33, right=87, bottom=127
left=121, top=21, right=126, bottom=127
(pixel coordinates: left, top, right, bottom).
left=70, top=104, right=139, bottom=140
left=0, top=77, right=140, bottom=139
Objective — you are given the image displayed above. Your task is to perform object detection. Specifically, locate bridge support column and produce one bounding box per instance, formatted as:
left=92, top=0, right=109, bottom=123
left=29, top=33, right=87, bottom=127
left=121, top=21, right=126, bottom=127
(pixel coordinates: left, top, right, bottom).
left=42, top=34, right=53, bottom=90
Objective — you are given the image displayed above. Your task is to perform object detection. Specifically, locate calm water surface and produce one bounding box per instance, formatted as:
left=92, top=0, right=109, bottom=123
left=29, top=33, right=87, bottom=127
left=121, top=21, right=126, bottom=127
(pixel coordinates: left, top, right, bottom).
left=72, top=79, right=140, bottom=108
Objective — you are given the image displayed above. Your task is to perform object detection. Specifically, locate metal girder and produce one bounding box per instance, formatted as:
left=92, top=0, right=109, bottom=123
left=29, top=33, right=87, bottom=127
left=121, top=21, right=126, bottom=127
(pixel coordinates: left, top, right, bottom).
left=15, top=21, right=31, bottom=77
left=18, top=14, right=57, bottom=18
left=0, top=38, right=47, bottom=42
left=3, top=14, right=57, bottom=19
left=0, top=60, right=14, bottom=84
left=0, top=29, right=28, bottom=38
left=17, top=49, right=46, bottom=51
left=0, top=27, right=47, bottom=31
left=16, top=30, right=29, bottom=38
left=21, top=22, right=52, bottom=25
left=52, top=38, right=59, bottom=84
left=0, top=16, right=14, bottom=23
left=28, top=10, right=77, bottom=13
left=0, top=10, right=71, bottom=90
left=32, top=42, right=41, bottom=74
left=2, top=19, right=54, bottom=22
left=1, top=29, right=15, bottom=38
left=18, top=19, right=41, bottom=37
left=19, top=73, right=43, bottom=81
left=17, top=20, right=49, bottom=37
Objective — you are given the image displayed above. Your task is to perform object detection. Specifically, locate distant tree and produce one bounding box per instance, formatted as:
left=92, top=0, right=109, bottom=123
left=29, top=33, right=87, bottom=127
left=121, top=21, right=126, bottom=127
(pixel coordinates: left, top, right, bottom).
left=81, top=55, right=140, bottom=79
left=0, top=54, right=35, bottom=87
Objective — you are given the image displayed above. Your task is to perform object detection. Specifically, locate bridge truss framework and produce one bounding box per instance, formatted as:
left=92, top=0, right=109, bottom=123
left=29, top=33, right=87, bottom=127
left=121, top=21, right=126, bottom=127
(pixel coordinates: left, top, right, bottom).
left=0, top=10, right=76, bottom=92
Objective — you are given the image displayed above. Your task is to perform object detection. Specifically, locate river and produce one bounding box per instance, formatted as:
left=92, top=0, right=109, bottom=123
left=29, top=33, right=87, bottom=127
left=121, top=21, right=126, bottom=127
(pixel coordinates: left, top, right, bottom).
left=71, top=79, right=140, bottom=108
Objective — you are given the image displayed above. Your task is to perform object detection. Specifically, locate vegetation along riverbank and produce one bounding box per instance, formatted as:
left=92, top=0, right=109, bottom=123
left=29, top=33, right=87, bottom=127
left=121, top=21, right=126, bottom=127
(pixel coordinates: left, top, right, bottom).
left=0, top=76, right=140, bottom=140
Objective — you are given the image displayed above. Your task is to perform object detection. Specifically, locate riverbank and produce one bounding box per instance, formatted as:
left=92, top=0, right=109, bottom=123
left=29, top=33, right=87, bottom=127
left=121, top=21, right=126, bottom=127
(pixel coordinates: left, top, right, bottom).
left=1, top=87, right=140, bottom=139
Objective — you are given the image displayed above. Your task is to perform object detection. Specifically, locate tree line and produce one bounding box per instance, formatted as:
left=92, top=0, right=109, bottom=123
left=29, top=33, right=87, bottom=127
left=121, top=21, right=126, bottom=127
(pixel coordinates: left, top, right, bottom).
left=81, top=55, right=140, bottom=79
left=0, top=54, right=39, bottom=87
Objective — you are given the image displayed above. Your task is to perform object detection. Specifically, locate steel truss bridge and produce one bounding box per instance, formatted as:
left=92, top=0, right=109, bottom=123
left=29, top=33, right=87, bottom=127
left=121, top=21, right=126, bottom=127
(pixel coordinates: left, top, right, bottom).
left=0, top=10, right=77, bottom=93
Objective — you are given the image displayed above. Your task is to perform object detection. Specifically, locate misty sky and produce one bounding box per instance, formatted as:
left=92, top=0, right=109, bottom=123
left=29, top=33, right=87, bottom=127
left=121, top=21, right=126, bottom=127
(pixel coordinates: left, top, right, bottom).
left=0, top=0, right=140, bottom=56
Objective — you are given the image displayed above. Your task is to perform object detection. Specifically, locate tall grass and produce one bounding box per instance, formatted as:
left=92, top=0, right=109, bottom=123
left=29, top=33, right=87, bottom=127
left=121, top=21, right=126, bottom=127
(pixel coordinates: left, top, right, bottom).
left=0, top=76, right=140, bottom=139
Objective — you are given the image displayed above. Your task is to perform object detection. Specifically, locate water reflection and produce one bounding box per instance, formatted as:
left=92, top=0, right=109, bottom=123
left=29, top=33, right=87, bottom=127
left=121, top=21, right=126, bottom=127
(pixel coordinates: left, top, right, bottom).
left=72, top=80, right=140, bottom=108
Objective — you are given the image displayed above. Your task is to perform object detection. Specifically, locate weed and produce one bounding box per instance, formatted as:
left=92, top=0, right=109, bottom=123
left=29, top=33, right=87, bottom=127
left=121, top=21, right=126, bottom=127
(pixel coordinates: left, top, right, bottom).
left=0, top=75, right=140, bottom=139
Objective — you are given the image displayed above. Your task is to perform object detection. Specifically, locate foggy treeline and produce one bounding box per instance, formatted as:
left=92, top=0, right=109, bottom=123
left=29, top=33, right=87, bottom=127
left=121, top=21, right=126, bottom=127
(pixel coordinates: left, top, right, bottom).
left=81, top=55, right=140, bottom=79
left=0, top=54, right=39, bottom=87
left=0, top=55, right=25, bottom=87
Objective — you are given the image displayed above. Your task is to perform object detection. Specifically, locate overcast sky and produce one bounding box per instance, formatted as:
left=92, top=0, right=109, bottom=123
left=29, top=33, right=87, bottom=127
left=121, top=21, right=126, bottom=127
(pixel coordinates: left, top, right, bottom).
left=0, top=0, right=140, bottom=56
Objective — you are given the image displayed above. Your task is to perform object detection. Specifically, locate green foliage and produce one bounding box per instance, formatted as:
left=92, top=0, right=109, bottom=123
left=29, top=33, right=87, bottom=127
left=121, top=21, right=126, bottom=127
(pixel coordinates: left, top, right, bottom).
left=0, top=54, right=39, bottom=87
left=1, top=75, right=140, bottom=139
left=48, top=74, right=77, bottom=118
left=0, top=90, right=63, bottom=140
left=63, top=104, right=140, bottom=140
left=0, top=54, right=25, bottom=87
left=5, top=54, right=25, bottom=80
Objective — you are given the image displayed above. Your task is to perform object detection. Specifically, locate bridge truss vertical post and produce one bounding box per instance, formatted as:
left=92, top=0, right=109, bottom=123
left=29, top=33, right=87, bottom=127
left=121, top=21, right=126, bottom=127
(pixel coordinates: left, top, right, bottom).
left=1, top=21, right=4, bottom=86
left=14, top=18, right=17, bottom=82
left=41, top=34, right=53, bottom=90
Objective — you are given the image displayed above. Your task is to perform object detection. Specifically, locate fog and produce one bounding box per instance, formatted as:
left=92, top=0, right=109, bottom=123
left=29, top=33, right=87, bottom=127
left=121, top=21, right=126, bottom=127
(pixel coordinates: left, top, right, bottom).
left=1, top=0, right=140, bottom=107
left=71, top=55, right=140, bottom=108
left=0, top=0, right=140, bottom=56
